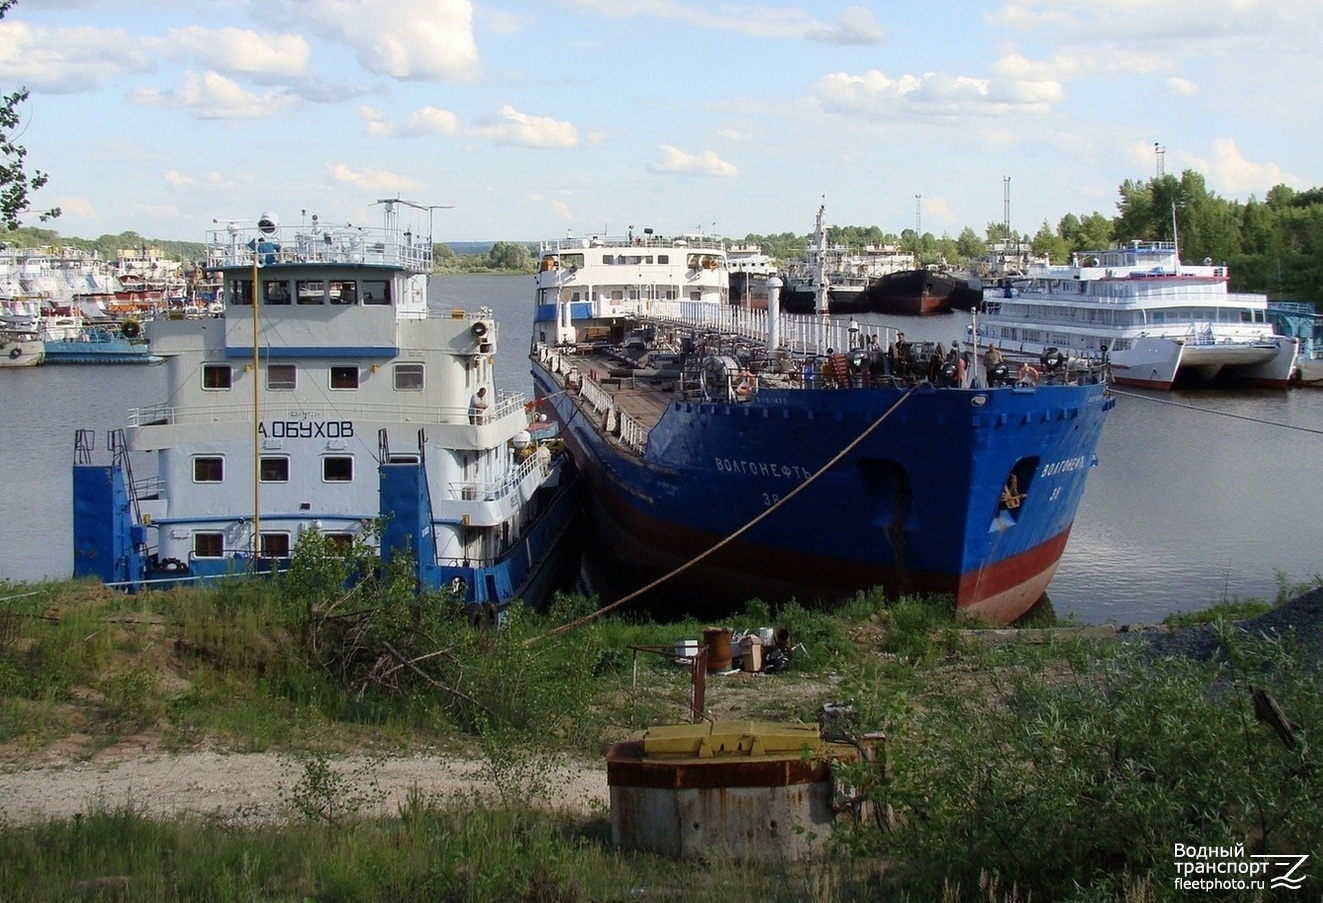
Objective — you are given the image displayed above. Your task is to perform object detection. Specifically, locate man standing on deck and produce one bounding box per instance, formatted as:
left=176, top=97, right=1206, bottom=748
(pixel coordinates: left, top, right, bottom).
left=468, top=386, right=489, bottom=424
left=983, top=342, right=1005, bottom=385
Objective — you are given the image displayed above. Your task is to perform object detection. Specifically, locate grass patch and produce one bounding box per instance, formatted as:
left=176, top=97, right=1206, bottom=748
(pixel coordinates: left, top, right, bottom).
left=3, top=558, right=1322, bottom=901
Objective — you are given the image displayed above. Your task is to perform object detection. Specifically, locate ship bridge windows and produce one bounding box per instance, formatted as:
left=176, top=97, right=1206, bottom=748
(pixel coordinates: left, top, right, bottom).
left=259, top=533, right=291, bottom=559
left=193, top=532, right=224, bottom=559
left=263, top=280, right=291, bottom=304
left=229, top=278, right=254, bottom=305
left=193, top=456, right=224, bottom=483
left=202, top=364, right=232, bottom=390
left=393, top=362, right=424, bottom=390
left=296, top=280, right=326, bottom=304
left=259, top=456, right=290, bottom=483
left=323, top=455, right=353, bottom=482
left=330, top=280, right=356, bottom=304
left=330, top=366, right=359, bottom=390
left=362, top=279, right=390, bottom=304
left=267, top=364, right=297, bottom=391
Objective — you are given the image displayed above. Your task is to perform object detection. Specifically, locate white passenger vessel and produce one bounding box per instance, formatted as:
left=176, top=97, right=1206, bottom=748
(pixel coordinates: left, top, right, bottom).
left=534, top=226, right=728, bottom=345
left=978, top=241, right=1297, bottom=389
left=74, top=201, right=579, bottom=616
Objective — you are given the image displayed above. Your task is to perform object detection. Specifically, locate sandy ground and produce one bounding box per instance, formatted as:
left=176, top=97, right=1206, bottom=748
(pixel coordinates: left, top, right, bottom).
left=0, top=747, right=610, bottom=826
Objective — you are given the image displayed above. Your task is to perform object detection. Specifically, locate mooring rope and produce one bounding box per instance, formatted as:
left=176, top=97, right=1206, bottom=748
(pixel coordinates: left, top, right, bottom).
left=1110, top=388, right=1323, bottom=436
left=526, top=383, right=922, bottom=644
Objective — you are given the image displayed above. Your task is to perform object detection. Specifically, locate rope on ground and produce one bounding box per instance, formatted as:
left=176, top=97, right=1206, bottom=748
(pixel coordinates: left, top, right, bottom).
left=1110, top=388, right=1323, bottom=436
left=524, top=383, right=923, bottom=645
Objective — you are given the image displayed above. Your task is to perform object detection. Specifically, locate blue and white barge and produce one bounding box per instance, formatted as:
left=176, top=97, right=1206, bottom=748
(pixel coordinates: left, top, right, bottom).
left=74, top=201, right=579, bottom=614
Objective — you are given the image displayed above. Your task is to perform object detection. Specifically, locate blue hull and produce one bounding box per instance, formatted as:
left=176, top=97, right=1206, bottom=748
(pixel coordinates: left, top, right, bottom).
left=72, top=448, right=582, bottom=615
left=533, top=362, right=1113, bottom=622
left=44, top=337, right=162, bottom=365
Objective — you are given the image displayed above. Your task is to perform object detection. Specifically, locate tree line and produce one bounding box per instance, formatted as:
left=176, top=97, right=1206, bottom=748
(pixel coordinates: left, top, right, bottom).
left=2, top=173, right=1317, bottom=302
left=741, top=172, right=1323, bottom=303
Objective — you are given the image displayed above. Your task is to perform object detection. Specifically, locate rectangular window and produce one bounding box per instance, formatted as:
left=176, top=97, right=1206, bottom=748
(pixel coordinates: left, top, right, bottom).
left=323, top=455, right=353, bottom=482
left=326, top=533, right=353, bottom=552
left=658, top=254, right=669, bottom=264
left=330, top=280, right=356, bottom=304
left=259, top=532, right=291, bottom=559
left=259, top=456, right=289, bottom=482
left=202, top=364, right=232, bottom=390
left=362, top=280, right=390, bottom=305
left=296, top=280, right=325, bottom=304
left=263, top=280, right=291, bottom=304
left=330, top=366, right=359, bottom=390
left=193, top=456, right=224, bottom=482
left=393, top=362, right=424, bottom=391
left=230, top=279, right=253, bottom=305
left=267, top=364, right=296, bottom=391
left=194, top=532, right=224, bottom=558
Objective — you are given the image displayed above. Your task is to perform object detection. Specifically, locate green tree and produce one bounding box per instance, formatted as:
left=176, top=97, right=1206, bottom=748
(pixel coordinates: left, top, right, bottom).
left=0, top=0, right=58, bottom=230
left=1030, top=218, right=1069, bottom=264
left=954, top=226, right=985, bottom=261
left=486, top=240, right=532, bottom=271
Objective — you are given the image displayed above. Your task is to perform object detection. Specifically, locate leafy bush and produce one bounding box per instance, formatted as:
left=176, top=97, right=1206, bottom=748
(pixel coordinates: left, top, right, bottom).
left=850, top=630, right=1323, bottom=899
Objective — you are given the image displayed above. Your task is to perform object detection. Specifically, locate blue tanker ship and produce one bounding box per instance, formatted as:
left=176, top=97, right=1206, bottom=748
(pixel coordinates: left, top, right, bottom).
left=531, top=227, right=1113, bottom=623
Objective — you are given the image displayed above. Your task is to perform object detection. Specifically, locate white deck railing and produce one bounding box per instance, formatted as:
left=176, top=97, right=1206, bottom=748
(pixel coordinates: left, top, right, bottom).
left=445, top=445, right=550, bottom=502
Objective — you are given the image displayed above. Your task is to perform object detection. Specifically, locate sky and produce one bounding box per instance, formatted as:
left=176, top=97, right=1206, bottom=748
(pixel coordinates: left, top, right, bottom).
left=1, top=0, right=1320, bottom=245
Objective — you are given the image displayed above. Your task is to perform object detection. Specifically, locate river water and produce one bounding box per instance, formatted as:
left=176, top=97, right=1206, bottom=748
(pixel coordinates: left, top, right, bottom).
left=3, top=273, right=1321, bottom=625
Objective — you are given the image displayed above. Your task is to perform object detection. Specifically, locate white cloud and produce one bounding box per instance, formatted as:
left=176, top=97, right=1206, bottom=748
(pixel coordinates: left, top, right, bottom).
left=0, top=21, right=150, bottom=92
left=1166, top=77, right=1198, bottom=96
left=992, top=47, right=1171, bottom=82
left=52, top=195, right=97, bottom=219
left=473, top=105, right=578, bottom=148
left=717, top=127, right=753, bottom=143
left=812, top=69, right=1062, bottom=119
left=360, top=105, right=394, bottom=136
left=1188, top=138, right=1304, bottom=194
left=260, top=0, right=479, bottom=81
left=162, top=170, right=254, bottom=191
left=805, top=7, right=886, bottom=45
left=404, top=106, right=460, bottom=137
left=649, top=145, right=738, bottom=179
left=159, top=26, right=311, bottom=79
left=131, top=70, right=302, bottom=119
left=328, top=163, right=424, bottom=193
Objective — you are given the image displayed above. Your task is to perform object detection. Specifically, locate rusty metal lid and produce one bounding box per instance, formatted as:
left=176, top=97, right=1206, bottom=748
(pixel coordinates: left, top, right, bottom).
left=642, top=721, right=823, bottom=760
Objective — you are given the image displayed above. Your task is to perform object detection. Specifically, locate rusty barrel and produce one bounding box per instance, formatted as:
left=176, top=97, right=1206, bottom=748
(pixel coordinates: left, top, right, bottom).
left=703, top=626, right=732, bottom=672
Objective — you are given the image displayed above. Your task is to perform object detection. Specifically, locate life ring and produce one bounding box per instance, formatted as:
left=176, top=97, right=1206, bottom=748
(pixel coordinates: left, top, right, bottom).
left=8, top=347, right=20, bottom=359
left=121, top=319, right=142, bottom=339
